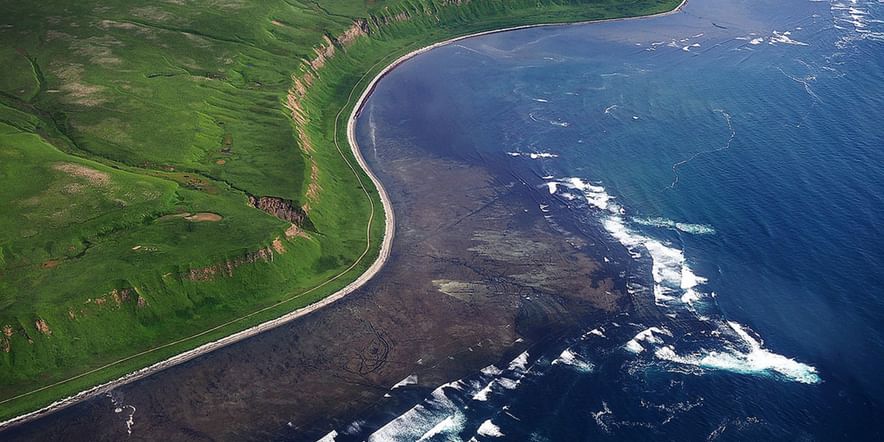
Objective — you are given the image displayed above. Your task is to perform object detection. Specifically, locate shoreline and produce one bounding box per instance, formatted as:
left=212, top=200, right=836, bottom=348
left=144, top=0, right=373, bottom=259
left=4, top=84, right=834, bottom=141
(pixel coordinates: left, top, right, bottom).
left=0, top=0, right=686, bottom=431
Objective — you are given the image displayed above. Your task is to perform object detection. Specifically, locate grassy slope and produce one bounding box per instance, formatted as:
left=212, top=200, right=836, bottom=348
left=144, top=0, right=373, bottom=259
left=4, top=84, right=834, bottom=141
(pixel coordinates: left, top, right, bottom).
left=0, top=0, right=679, bottom=421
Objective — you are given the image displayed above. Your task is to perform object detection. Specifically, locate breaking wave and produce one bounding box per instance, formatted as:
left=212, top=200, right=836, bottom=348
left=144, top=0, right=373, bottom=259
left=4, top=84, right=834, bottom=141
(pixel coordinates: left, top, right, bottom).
left=654, top=321, right=820, bottom=384
left=363, top=352, right=533, bottom=441
left=368, top=381, right=469, bottom=441
left=545, top=176, right=820, bottom=384
left=552, top=348, right=595, bottom=373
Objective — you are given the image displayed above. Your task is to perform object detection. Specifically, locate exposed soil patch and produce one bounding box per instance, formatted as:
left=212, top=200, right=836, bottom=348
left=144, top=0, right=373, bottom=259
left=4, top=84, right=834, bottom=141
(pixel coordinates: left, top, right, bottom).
left=182, top=246, right=276, bottom=282
left=285, top=223, right=309, bottom=239
left=157, top=212, right=222, bottom=222
left=34, top=319, right=51, bottom=336
left=184, top=212, right=222, bottom=222
left=271, top=237, right=286, bottom=254
left=52, top=163, right=110, bottom=186
left=303, top=159, right=321, bottom=211
left=40, top=260, right=59, bottom=269
left=52, top=64, right=106, bottom=106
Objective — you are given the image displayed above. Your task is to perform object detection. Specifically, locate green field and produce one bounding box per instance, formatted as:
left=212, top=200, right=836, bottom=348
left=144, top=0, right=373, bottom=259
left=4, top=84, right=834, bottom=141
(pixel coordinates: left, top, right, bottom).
left=0, top=0, right=680, bottom=421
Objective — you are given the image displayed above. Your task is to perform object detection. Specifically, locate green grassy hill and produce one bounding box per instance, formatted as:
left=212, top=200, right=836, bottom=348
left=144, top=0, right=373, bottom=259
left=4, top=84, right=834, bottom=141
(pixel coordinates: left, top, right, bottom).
left=0, top=0, right=679, bottom=421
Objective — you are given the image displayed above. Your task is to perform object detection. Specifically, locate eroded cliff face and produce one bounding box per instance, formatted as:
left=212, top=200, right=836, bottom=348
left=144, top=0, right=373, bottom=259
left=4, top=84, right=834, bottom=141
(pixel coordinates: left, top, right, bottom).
left=247, top=195, right=309, bottom=225
left=183, top=246, right=279, bottom=282
left=283, top=5, right=436, bottom=212
left=286, top=0, right=486, bottom=213
left=285, top=20, right=370, bottom=127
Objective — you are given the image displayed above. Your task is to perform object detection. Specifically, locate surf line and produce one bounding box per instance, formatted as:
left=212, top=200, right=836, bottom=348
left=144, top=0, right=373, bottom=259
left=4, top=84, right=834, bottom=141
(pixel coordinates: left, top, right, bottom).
left=0, top=0, right=690, bottom=430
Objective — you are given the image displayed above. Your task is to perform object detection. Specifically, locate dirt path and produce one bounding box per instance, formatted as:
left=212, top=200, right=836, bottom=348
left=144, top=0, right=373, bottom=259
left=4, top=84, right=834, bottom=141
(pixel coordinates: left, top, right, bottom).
left=0, top=0, right=686, bottom=430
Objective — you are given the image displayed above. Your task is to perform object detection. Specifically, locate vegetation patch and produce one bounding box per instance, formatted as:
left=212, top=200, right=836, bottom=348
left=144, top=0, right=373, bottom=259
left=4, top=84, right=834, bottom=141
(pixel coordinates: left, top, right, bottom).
left=0, top=0, right=680, bottom=422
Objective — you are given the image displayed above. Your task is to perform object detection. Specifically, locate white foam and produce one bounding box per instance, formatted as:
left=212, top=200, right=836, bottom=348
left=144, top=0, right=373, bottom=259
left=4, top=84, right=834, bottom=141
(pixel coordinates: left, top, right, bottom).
left=644, top=239, right=690, bottom=304
left=625, top=327, right=672, bottom=353
left=481, top=364, right=502, bottom=376
left=602, top=216, right=707, bottom=306
left=317, top=430, right=338, bottom=442
left=392, top=374, right=418, bottom=389
left=477, top=419, right=504, bottom=437
left=552, top=348, right=595, bottom=372
left=749, top=37, right=764, bottom=45
left=530, top=152, right=558, bottom=159
left=369, top=382, right=465, bottom=441
left=508, top=151, right=558, bottom=159
left=653, top=322, right=820, bottom=384
left=585, top=327, right=606, bottom=338
left=508, top=351, right=529, bottom=372
left=553, top=177, right=615, bottom=211
left=497, top=377, right=520, bottom=390
left=418, top=415, right=464, bottom=441
left=472, top=382, right=494, bottom=401
left=545, top=175, right=821, bottom=385
left=769, top=30, right=809, bottom=46
left=625, top=339, right=645, bottom=353
left=681, top=267, right=707, bottom=291
left=681, top=288, right=702, bottom=304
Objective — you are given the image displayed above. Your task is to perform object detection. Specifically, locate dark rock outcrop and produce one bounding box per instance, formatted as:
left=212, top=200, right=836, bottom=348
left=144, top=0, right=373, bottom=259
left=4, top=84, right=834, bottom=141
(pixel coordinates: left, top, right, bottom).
left=247, top=195, right=310, bottom=226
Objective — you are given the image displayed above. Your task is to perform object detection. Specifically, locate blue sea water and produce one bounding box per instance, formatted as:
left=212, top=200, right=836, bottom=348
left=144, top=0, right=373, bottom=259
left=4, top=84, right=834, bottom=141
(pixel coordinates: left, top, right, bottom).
left=345, top=0, right=884, bottom=440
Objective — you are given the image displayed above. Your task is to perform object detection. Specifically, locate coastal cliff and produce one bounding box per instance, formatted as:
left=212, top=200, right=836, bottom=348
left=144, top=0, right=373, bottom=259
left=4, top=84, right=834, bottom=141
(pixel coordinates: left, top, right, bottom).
left=0, top=0, right=681, bottom=424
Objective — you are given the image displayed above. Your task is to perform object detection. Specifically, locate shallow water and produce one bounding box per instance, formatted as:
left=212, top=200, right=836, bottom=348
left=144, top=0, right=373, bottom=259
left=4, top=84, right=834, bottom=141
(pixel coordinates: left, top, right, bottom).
left=336, top=0, right=884, bottom=439
left=3, top=0, right=882, bottom=440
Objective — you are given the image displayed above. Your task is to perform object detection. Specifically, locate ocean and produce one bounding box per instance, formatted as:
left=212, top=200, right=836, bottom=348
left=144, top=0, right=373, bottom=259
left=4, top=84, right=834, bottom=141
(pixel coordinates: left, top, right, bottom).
left=344, top=0, right=884, bottom=439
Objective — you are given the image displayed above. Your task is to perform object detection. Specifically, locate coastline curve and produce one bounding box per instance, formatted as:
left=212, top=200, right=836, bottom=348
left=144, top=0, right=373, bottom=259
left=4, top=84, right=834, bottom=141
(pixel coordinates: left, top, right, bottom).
left=0, top=0, right=686, bottom=430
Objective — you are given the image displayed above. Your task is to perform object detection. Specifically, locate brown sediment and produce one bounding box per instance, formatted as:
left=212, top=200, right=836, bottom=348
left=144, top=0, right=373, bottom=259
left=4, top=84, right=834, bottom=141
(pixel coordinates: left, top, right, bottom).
left=157, top=212, right=222, bottom=222
left=34, top=320, right=51, bottom=336
left=40, top=260, right=59, bottom=269
left=0, top=1, right=688, bottom=435
left=12, top=140, right=622, bottom=440
left=271, top=237, right=286, bottom=254
left=182, top=246, right=276, bottom=282
left=303, top=159, right=321, bottom=211
left=52, top=163, right=110, bottom=186
left=184, top=212, right=222, bottom=222
left=285, top=223, right=309, bottom=239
